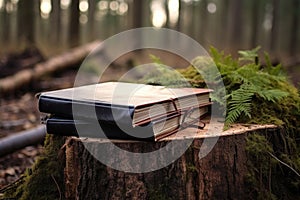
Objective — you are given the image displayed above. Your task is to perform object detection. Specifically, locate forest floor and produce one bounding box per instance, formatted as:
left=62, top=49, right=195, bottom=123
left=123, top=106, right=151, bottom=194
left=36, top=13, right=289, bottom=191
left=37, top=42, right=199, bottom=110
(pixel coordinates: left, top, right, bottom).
left=0, top=68, right=78, bottom=189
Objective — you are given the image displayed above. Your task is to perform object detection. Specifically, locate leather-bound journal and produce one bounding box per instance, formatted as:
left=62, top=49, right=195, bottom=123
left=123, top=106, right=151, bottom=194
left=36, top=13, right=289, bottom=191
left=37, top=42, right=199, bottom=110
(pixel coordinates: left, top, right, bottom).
left=38, top=82, right=212, bottom=127
left=45, top=106, right=209, bottom=141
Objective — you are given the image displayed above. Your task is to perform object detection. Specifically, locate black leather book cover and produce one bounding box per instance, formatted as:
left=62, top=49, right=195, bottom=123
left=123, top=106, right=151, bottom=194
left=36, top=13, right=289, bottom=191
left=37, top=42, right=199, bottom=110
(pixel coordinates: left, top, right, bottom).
left=38, top=82, right=212, bottom=127
left=45, top=111, right=185, bottom=141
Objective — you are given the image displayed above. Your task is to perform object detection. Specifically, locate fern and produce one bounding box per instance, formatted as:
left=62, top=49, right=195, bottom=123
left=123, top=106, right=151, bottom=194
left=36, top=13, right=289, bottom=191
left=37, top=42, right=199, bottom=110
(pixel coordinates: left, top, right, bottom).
left=263, top=52, right=285, bottom=76
left=226, top=84, right=254, bottom=124
left=180, top=47, right=292, bottom=126
left=238, top=46, right=261, bottom=64
left=256, top=89, right=289, bottom=103
left=141, top=54, right=189, bottom=87
left=149, top=54, right=163, bottom=65
left=143, top=47, right=295, bottom=126
left=225, top=84, right=289, bottom=124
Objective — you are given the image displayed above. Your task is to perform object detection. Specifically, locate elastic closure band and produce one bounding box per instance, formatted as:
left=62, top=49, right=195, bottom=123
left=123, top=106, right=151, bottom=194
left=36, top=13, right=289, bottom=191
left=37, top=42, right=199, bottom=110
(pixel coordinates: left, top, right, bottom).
left=169, top=97, right=206, bottom=130
left=169, top=98, right=181, bottom=115
left=180, top=107, right=206, bottom=130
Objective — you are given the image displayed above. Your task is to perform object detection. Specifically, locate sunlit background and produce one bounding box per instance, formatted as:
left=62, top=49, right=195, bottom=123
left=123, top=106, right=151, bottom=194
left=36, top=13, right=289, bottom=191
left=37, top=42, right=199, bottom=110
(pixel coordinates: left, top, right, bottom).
left=0, top=0, right=299, bottom=59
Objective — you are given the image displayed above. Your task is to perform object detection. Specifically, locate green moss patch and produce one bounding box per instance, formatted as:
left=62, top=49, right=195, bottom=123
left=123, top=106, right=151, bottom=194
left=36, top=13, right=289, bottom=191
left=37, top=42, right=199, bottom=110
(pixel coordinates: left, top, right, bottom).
left=3, top=135, right=65, bottom=200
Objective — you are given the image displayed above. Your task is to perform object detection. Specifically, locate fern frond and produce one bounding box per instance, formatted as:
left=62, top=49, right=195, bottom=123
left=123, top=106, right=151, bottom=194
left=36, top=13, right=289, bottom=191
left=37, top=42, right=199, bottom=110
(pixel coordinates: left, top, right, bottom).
left=210, top=47, right=238, bottom=71
left=226, top=101, right=252, bottom=124
left=226, top=84, right=254, bottom=124
left=149, top=54, right=163, bottom=65
left=263, top=52, right=285, bottom=77
left=256, top=89, right=289, bottom=103
left=191, top=56, right=223, bottom=83
left=238, top=46, right=261, bottom=63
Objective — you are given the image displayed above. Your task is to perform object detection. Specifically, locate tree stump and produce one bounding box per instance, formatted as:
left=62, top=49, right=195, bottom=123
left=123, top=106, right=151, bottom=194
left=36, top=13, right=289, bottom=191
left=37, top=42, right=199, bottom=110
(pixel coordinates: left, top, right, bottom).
left=64, top=123, right=278, bottom=200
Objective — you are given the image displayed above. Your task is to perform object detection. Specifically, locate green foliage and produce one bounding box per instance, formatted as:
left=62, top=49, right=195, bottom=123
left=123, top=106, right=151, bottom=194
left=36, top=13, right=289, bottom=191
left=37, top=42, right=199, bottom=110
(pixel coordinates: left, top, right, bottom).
left=238, top=46, right=261, bottom=63
left=226, top=83, right=253, bottom=124
left=4, top=135, right=65, bottom=200
left=141, top=54, right=191, bottom=88
left=245, top=133, right=277, bottom=200
left=149, top=54, right=164, bottom=65
left=143, top=47, right=300, bottom=129
left=245, top=132, right=300, bottom=199
left=181, top=47, right=296, bottom=127
left=246, top=133, right=274, bottom=156
left=210, top=48, right=300, bottom=198
left=143, top=47, right=300, bottom=199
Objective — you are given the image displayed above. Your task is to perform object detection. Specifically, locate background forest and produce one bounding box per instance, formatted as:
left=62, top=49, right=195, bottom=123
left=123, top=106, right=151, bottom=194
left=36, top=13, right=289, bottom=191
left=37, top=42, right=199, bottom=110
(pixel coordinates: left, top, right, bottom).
left=0, top=0, right=299, bottom=58
left=1, top=0, right=299, bottom=84
left=0, top=0, right=300, bottom=199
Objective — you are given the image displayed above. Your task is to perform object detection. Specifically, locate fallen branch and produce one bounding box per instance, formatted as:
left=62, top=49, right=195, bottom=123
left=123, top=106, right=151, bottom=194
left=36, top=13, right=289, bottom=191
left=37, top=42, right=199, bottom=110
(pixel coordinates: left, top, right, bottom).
left=0, top=40, right=101, bottom=94
left=0, top=125, right=46, bottom=157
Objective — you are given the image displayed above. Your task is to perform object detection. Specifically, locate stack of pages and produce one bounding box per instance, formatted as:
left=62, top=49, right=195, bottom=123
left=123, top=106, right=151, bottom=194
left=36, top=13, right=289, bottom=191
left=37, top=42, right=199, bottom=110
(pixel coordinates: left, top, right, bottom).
left=38, top=82, right=212, bottom=141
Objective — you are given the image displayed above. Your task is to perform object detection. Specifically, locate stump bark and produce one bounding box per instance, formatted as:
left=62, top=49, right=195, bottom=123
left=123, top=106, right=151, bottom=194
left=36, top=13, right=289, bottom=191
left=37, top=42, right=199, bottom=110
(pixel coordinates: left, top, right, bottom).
left=64, top=124, right=278, bottom=200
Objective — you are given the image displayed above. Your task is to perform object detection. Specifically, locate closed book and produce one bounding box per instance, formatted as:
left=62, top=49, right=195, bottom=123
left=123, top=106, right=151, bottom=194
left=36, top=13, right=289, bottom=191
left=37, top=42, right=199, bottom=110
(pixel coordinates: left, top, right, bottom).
left=45, top=106, right=210, bottom=141
left=38, top=82, right=212, bottom=127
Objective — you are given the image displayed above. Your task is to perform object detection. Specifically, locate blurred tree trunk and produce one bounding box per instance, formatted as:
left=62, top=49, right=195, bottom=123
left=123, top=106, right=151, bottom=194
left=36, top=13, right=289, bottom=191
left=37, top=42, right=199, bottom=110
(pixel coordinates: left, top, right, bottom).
left=228, top=0, right=243, bottom=52
left=290, top=0, right=299, bottom=56
left=193, top=2, right=201, bottom=42
left=51, top=0, right=61, bottom=44
left=132, top=0, right=143, bottom=28
left=17, top=0, right=36, bottom=45
left=0, top=0, right=10, bottom=45
left=198, top=0, right=207, bottom=46
left=143, top=0, right=151, bottom=26
left=164, top=0, right=170, bottom=28
left=191, top=2, right=197, bottom=35
left=69, top=0, right=80, bottom=47
left=175, top=0, right=182, bottom=31
left=189, top=2, right=196, bottom=36
left=88, top=0, right=96, bottom=40
left=270, top=0, right=279, bottom=52
left=219, top=0, right=229, bottom=49
left=131, top=0, right=144, bottom=51
left=250, top=1, right=259, bottom=48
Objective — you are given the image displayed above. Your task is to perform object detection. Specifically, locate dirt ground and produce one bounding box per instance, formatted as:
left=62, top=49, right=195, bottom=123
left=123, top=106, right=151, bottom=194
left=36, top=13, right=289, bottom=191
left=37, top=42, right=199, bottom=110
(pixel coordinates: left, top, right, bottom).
left=0, top=68, right=79, bottom=189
